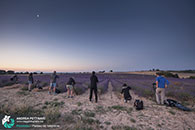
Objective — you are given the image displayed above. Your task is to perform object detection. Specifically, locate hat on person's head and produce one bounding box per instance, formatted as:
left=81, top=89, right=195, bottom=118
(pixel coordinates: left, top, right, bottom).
left=92, top=71, right=95, bottom=75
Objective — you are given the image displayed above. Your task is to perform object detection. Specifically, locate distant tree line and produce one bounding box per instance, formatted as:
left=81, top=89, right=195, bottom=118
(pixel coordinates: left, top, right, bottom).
left=149, top=69, right=195, bottom=74
left=157, top=71, right=179, bottom=78
left=189, top=76, right=195, bottom=79
left=98, top=70, right=113, bottom=73
left=0, top=70, right=43, bottom=75
left=169, top=70, right=195, bottom=73
left=0, top=70, right=15, bottom=74
left=149, top=68, right=160, bottom=71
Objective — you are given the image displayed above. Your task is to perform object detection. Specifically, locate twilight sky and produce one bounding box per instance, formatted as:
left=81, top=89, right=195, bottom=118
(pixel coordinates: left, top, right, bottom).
left=0, top=0, right=194, bottom=72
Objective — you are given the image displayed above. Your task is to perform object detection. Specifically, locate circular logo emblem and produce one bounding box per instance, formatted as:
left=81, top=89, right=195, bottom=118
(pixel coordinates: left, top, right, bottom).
left=2, top=115, right=15, bottom=128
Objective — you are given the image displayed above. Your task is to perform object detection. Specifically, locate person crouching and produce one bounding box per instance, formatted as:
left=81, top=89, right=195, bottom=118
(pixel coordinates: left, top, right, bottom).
left=66, top=77, right=76, bottom=98
left=121, top=83, right=132, bottom=103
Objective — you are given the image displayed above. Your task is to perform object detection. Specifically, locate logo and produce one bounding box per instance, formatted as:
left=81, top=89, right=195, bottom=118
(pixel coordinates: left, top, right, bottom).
left=2, top=115, right=15, bottom=128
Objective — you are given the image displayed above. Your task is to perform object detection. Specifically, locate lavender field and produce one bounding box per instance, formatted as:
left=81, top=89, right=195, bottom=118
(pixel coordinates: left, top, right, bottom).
left=0, top=73, right=195, bottom=102
left=110, top=74, right=195, bottom=103
left=0, top=73, right=195, bottom=130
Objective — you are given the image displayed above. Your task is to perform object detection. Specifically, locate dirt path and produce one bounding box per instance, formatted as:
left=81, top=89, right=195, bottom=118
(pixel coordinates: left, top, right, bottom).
left=0, top=83, right=195, bottom=130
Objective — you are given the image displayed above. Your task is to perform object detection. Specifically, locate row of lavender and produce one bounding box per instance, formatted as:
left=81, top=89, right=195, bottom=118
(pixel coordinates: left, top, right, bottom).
left=110, top=74, right=195, bottom=102
left=0, top=73, right=195, bottom=100
left=0, top=74, right=109, bottom=94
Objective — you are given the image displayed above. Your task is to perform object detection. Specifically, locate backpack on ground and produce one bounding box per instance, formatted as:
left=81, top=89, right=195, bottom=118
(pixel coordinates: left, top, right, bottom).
left=134, top=99, right=144, bottom=110
left=55, top=88, right=61, bottom=94
left=164, top=99, right=191, bottom=111
left=38, top=86, right=43, bottom=89
left=164, top=99, right=177, bottom=107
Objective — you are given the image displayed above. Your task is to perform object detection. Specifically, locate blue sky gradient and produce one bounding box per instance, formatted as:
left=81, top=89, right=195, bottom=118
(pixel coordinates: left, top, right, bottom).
left=0, top=0, right=194, bottom=72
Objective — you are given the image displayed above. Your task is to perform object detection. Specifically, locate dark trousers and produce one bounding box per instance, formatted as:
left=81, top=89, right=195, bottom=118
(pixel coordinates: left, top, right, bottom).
left=89, top=87, right=98, bottom=102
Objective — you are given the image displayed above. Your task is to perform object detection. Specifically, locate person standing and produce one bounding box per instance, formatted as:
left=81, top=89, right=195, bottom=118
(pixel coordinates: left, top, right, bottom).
left=89, top=71, right=99, bottom=103
left=49, top=71, right=59, bottom=95
left=155, top=72, right=169, bottom=105
left=28, top=73, right=34, bottom=91
left=66, top=77, right=76, bottom=98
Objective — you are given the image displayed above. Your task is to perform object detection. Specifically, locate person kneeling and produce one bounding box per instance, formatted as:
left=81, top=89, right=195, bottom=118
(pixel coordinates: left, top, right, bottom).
left=121, top=83, right=132, bottom=103
left=66, top=77, right=76, bottom=98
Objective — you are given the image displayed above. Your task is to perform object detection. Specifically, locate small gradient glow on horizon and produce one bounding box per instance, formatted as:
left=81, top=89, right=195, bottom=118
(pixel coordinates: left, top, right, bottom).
left=0, top=0, right=194, bottom=72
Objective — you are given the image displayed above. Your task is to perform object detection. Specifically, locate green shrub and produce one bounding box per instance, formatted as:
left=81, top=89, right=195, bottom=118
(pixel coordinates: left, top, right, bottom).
left=112, top=125, right=137, bottom=130
left=81, top=117, right=100, bottom=125
left=42, top=106, right=47, bottom=109
left=72, top=109, right=82, bottom=115
left=108, top=105, right=133, bottom=114
left=44, top=101, right=64, bottom=107
left=45, top=108, right=61, bottom=123
left=17, top=91, right=29, bottom=96
left=130, top=118, right=136, bottom=123
left=81, top=117, right=95, bottom=125
left=21, top=86, right=28, bottom=91
left=127, top=107, right=133, bottom=114
left=84, top=111, right=95, bottom=117
left=95, top=106, right=106, bottom=114
left=77, top=102, right=82, bottom=106
left=168, top=110, right=176, bottom=115
left=157, top=124, right=162, bottom=127
left=75, top=127, right=93, bottom=130
left=110, top=105, right=126, bottom=111
left=45, top=101, right=49, bottom=105
left=15, top=106, right=43, bottom=116
left=104, top=121, right=111, bottom=125
left=124, top=126, right=137, bottom=130
left=63, top=113, right=75, bottom=124
left=53, top=98, right=58, bottom=101
left=0, top=105, right=43, bottom=116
